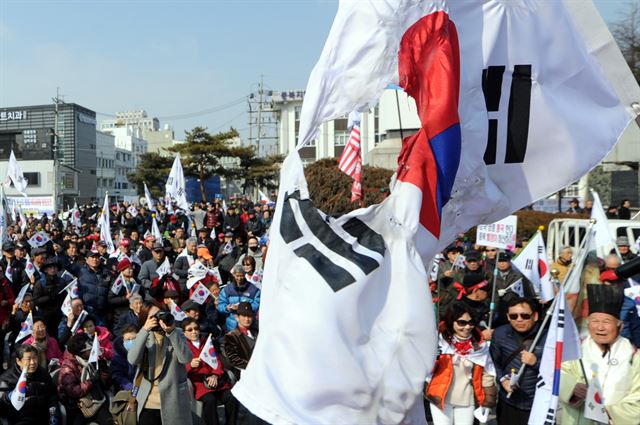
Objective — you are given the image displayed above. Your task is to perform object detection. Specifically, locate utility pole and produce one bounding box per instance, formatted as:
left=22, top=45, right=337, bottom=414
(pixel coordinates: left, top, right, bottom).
left=53, top=88, right=60, bottom=213
left=256, top=75, right=264, bottom=157
left=247, top=76, right=278, bottom=157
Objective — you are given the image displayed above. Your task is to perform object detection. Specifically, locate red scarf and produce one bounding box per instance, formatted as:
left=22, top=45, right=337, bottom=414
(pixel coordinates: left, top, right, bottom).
left=452, top=337, right=473, bottom=356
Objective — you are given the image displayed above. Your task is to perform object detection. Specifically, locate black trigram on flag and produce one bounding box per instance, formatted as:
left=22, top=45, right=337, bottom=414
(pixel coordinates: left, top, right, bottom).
left=558, top=308, right=565, bottom=329
left=280, top=190, right=386, bottom=292
left=536, top=373, right=545, bottom=390
left=525, top=258, right=534, bottom=270
left=544, top=408, right=556, bottom=425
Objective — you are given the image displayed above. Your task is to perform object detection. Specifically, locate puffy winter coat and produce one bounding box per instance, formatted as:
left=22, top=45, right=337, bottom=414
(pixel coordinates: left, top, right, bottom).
left=490, top=322, right=546, bottom=410
left=217, top=281, right=260, bottom=330
left=77, top=264, right=111, bottom=318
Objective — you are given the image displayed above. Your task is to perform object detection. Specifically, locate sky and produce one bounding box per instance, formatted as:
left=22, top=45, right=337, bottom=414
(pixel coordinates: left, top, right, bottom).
left=0, top=0, right=633, bottom=142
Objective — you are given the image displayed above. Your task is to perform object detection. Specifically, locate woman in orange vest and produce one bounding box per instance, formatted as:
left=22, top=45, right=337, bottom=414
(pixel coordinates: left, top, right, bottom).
left=425, top=302, right=497, bottom=424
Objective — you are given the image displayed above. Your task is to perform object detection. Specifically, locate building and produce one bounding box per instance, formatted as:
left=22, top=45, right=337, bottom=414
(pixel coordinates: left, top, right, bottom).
left=273, top=89, right=420, bottom=165
left=101, top=110, right=177, bottom=154
left=96, top=131, right=116, bottom=201
left=100, top=126, right=147, bottom=200
left=0, top=103, right=97, bottom=208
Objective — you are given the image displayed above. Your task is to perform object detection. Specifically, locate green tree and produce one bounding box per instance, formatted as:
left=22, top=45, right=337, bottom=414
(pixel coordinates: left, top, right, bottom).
left=612, top=1, right=640, bottom=83
left=304, top=158, right=393, bottom=216
left=232, top=146, right=283, bottom=194
left=168, top=127, right=240, bottom=202
left=128, top=152, right=173, bottom=199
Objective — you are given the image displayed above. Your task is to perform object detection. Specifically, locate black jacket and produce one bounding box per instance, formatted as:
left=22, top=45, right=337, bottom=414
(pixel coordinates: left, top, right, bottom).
left=0, top=364, right=58, bottom=424
left=490, top=322, right=546, bottom=410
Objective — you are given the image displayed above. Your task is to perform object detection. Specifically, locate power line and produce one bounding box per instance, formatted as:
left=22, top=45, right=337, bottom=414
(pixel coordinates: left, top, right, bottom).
left=94, top=96, right=247, bottom=121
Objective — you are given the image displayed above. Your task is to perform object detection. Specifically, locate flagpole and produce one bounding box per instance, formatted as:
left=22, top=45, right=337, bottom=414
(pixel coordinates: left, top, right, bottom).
left=487, top=253, right=500, bottom=329
left=508, top=220, right=596, bottom=396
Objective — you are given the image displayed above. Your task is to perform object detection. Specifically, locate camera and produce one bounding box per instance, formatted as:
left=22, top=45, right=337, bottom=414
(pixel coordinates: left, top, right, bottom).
left=151, top=310, right=175, bottom=332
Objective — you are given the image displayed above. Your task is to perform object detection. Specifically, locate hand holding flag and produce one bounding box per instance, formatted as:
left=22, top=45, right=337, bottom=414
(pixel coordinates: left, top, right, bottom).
left=9, top=367, right=28, bottom=410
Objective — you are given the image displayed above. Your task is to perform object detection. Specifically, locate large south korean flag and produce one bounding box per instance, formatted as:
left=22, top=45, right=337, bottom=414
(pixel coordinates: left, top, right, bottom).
left=233, top=1, right=640, bottom=424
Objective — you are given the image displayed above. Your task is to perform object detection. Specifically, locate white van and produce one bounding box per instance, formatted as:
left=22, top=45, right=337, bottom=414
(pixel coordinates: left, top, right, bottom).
left=546, top=218, right=640, bottom=262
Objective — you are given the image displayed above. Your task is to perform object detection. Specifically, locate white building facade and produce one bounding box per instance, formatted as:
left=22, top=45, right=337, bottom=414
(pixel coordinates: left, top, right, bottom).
left=96, top=131, right=116, bottom=201
left=273, top=89, right=420, bottom=166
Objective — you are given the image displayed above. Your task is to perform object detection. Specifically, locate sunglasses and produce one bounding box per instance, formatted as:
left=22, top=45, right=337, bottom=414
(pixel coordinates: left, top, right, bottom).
left=508, top=313, right=533, bottom=320
left=455, top=319, right=476, bottom=327
left=486, top=249, right=496, bottom=252
left=185, top=327, right=200, bottom=332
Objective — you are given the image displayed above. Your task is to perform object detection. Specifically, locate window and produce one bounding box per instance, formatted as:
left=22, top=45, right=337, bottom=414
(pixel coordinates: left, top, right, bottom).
left=63, top=175, right=74, bottom=190
left=23, top=172, right=40, bottom=186
left=335, top=131, right=349, bottom=146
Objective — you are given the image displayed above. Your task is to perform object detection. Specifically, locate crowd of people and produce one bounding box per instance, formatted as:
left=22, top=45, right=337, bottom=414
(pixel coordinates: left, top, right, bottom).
left=0, top=197, right=271, bottom=425
left=0, top=192, right=639, bottom=425
left=426, top=233, right=640, bottom=425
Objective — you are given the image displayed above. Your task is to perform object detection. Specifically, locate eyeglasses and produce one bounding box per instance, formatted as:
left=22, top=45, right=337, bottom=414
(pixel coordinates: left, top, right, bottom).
left=455, top=319, right=476, bottom=327
left=508, top=313, right=533, bottom=320
left=486, top=249, right=496, bottom=252
left=185, top=327, right=200, bottom=332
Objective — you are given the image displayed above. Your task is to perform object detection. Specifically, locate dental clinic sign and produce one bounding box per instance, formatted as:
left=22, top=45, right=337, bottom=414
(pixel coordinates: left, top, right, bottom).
left=0, top=110, right=28, bottom=121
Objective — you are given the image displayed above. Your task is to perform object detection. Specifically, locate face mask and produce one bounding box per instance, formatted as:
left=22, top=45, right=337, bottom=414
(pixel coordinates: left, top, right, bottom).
left=249, top=246, right=259, bottom=252
left=123, top=340, right=135, bottom=351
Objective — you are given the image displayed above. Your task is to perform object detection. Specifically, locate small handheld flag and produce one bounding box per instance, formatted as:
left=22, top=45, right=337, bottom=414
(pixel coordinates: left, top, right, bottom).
left=9, top=367, right=28, bottom=410
left=199, top=334, right=221, bottom=370
left=190, top=282, right=211, bottom=304
left=168, top=300, right=187, bottom=321
left=88, top=334, right=101, bottom=364
left=15, top=312, right=33, bottom=342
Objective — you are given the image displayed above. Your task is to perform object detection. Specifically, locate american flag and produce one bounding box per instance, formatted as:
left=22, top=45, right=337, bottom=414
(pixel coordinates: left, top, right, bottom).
left=337, top=111, right=363, bottom=203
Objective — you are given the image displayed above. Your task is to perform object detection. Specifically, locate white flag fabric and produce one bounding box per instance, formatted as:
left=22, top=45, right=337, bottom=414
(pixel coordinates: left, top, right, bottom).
left=14, top=284, right=29, bottom=305
left=512, top=232, right=553, bottom=302
left=199, top=334, right=221, bottom=370
left=127, top=205, right=138, bottom=217
left=258, top=190, right=271, bottom=204
left=190, top=282, right=211, bottom=304
left=563, top=227, right=596, bottom=295
left=584, top=372, right=609, bottom=423
left=59, top=278, right=79, bottom=298
left=187, top=261, right=209, bottom=289
left=151, top=216, right=162, bottom=241
left=98, top=195, right=115, bottom=254
left=24, top=260, right=35, bottom=280
left=232, top=152, right=438, bottom=424
left=28, top=231, right=50, bottom=248
left=155, top=257, right=171, bottom=278
left=70, top=201, right=82, bottom=229
left=71, top=310, right=88, bottom=334
left=233, top=0, right=640, bottom=423
left=5, top=150, right=28, bottom=197
left=589, top=190, right=616, bottom=250
left=17, top=204, right=27, bottom=233
left=144, top=182, right=156, bottom=212
left=529, top=287, right=581, bottom=425
left=510, top=278, right=525, bottom=298
left=15, top=312, right=33, bottom=342
left=9, top=367, right=28, bottom=410
left=61, top=293, right=73, bottom=316
left=165, top=153, right=190, bottom=211
left=168, top=299, right=187, bottom=321
left=208, top=266, right=223, bottom=285
left=4, top=263, right=12, bottom=282
left=111, top=274, right=125, bottom=295
left=452, top=254, right=466, bottom=269
left=88, top=334, right=101, bottom=364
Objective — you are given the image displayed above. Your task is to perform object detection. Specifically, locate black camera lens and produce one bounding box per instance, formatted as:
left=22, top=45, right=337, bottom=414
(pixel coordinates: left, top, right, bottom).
left=155, top=310, right=175, bottom=327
